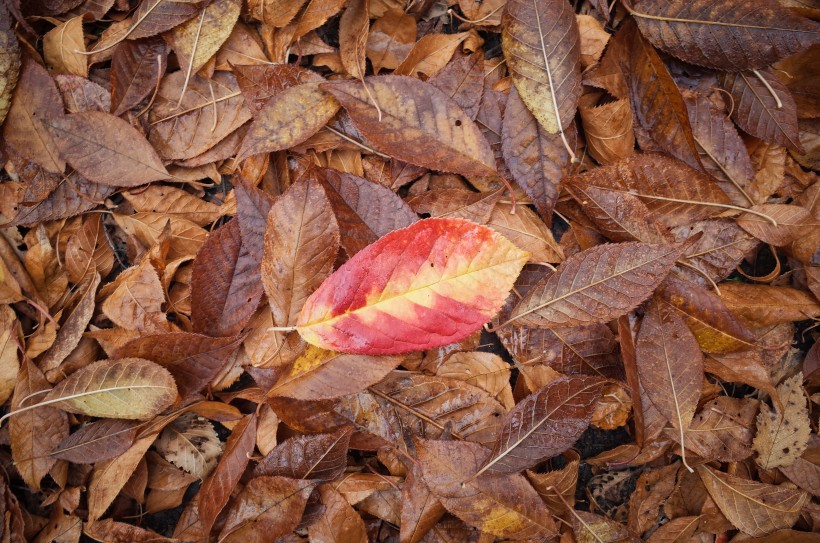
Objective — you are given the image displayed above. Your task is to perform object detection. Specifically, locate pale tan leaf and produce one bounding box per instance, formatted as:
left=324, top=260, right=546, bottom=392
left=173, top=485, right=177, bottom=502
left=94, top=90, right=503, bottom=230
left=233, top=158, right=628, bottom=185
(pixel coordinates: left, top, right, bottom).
left=0, top=305, right=19, bottom=406
left=102, top=258, right=167, bottom=333
left=394, top=33, right=469, bottom=79
left=753, top=373, right=811, bottom=470
left=435, top=351, right=514, bottom=410
left=697, top=465, right=808, bottom=536
left=164, top=0, right=241, bottom=78
left=43, top=17, right=87, bottom=77
left=487, top=203, right=563, bottom=263
left=367, top=8, right=416, bottom=74
left=155, top=412, right=222, bottom=480
left=88, top=434, right=156, bottom=521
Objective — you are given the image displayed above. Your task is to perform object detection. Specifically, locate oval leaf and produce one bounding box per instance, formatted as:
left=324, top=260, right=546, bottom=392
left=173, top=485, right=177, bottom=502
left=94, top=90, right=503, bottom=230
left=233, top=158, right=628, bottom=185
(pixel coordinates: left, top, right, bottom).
left=322, top=75, right=497, bottom=178
left=43, top=358, right=177, bottom=420
left=296, top=218, right=530, bottom=354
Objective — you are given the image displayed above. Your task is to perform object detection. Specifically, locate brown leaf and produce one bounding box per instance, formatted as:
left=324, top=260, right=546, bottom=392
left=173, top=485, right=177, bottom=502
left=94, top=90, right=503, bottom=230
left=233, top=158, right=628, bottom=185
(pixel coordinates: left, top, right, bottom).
left=684, top=396, right=758, bottom=462
left=154, top=412, right=222, bottom=479
left=429, top=51, right=484, bottom=121
left=339, top=0, right=368, bottom=79
left=435, top=351, right=514, bottom=410
left=38, top=272, right=101, bottom=375
left=671, top=219, right=759, bottom=284
left=233, top=62, right=325, bottom=115
left=407, top=188, right=503, bottom=225
left=64, top=214, right=115, bottom=283
left=508, top=241, right=685, bottom=329
left=619, top=20, right=702, bottom=170
left=55, top=73, right=111, bottom=113
left=636, top=298, right=703, bottom=464
left=480, top=375, right=604, bottom=474
left=10, top=360, right=68, bottom=490
left=102, top=257, right=167, bottom=332
left=127, top=0, right=204, bottom=40
left=11, top=171, right=114, bottom=227
left=646, top=515, right=701, bottom=543
left=164, top=0, right=241, bottom=79
left=110, top=37, right=168, bottom=116
left=573, top=511, right=641, bottom=543
left=394, top=32, right=469, bottom=79
left=217, top=476, right=313, bottom=543
left=697, top=464, right=808, bottom=536
left=684, top=90, right=756, bottom=206
left=416, top=439, right=556, bottom=540
left=3, top=57, right=65, bottom=173
left=720, top=69, right=804, bottom=154
left=322, top=75, right=497, bottom=178
left=122, top=185, right=223, bottom=227
left=51, top=418, right=139, bottom=464
left=148, top=70, right=251, bottom=160
left=566, top=154, right=731, bottom=228
left=308, top=484, right=367, bottom=543
left=113, top=332, right=242, bottom=400
left=630, top=0, right=820, bottom=71
left=737, top=203, right=815, bottom=246
left=502, top=86, right=572, bottom=221
left=191, top=219, right=261, bottom=337
left=565, top=181, right=670, bottom=243
left=578, top=94, right=636, bottom=165
left=366, top=8, right=416, bottom=74
left=198, top=412, right=257, bottom=535
left=238, top=81, right=339, bottom=159
left=88, top=434, right=157, bottom=521
left=502, top=0, right=581, bottom=135
left=313, top=167, right=417, bottom=256
left=43, top=358, right=177, bottom=420
left=262, top=178, right=339, bottom=328
left=658, top=277, right=757, bottom=353
left=0, top=0, right=19, bottom=126
left=268, top=345, right=403, bottom=401
left=0, top=306, right=19, bottom=406
left=487, top=202, right=563, bottom=263
left=720, top=283, right=820, bottom=327
left=84, top=518, right=175, bottom=543
left=753, top=372, right=811, bottom=470
left=44, top=111, right=170, bottom=186
left=43, top=16, right=86, bottom=76
left=253, top=426, right=352, bottom=480
left=400, top=464, right=446, bottom=543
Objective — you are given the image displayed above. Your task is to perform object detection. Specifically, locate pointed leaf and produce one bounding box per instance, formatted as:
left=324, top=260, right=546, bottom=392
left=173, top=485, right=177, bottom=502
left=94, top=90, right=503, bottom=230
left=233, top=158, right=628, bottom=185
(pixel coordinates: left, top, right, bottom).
left=110, top=37, right=168, bottom=116
left=697, top=465, right=808, bottom=536
left=44, top=111, right=170, bottom=186
left=417, top=439, right=556, bottom=540
left=262, top=178, right=339, bottom=327
left=296, top=218, right=529, bottom=354
left=164, top=0, right=241, bottom=77
left=253, top=426, right=352, bottom=480
left=508, top=241, right=685, bottom=329
left=630, top=0, right=820, bottom=71
left=42, top=358, right=177, bottom=420
left=501, top=0, right=581, bottom=134
left=52, top=418, right=139, bottom=464
left=480, top=375, right=604, bottom=474
left=322, top=75, right=497, bottom=178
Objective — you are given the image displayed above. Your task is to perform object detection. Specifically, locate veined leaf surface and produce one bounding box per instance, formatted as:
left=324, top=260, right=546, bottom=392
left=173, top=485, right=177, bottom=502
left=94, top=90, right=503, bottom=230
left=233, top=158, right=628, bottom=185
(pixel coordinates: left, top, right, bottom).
left=296, top=218, right=529, bottom=354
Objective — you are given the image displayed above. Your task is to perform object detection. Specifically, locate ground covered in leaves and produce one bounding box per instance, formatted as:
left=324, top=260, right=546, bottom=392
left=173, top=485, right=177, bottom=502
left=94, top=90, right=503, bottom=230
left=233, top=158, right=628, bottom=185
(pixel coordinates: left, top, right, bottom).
left=0, top=0, right=819, bottom=541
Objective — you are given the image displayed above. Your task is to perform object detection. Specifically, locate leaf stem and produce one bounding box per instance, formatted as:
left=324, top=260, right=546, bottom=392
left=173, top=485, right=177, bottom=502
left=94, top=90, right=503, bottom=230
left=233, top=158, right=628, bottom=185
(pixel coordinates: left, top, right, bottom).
left=752, top=69, right=782, bottom=109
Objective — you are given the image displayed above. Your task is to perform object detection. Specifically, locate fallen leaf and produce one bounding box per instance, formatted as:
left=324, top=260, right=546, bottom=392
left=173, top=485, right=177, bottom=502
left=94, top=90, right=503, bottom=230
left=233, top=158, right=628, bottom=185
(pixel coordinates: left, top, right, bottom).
left=253, top=426, right=352, bottom=480
left=630, top=0, right=820, bottom=70
left=51, top=418, right=139, bottom=464
left=502, top=0, right=581, bottom=135
left=417, top=439, right=557, bottom=540
left=296, top=218, right=529, bottom=354
left=0, top=0, right=19, bottom=125
left=43, top=17, right=87, bottom=77
left=44, top=111, right=170, bottom=186
left=697, top=464, right=808, bottom=536
left=323, top=76, right=498, bottom=178
left=480, top=375, right=604, bottom=474
left=753, top=372, right=811, bottom=470
left=42, top=358, right=177, bottom=420
left=720, top=283, right=820, bottom=327
left=366, top=8, right=416, bottom=74
left=394, top=32, right=469, bottom=79
left=683, top=396, right=758, bottom=462
left=155, top=412, right=222, bottom=479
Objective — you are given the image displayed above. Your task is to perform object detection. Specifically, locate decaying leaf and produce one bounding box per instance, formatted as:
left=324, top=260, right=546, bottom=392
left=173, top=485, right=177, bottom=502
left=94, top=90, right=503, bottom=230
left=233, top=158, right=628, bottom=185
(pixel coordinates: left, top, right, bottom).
left=753, top=372, right=811, bottom=470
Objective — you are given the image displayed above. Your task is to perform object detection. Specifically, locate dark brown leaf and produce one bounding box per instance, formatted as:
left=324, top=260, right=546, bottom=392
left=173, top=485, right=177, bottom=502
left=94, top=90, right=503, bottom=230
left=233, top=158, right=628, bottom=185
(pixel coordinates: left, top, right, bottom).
left=110, top=37, right=168, bottom=116
left=191, top=220, right=261, bottom=337
left=253, top=426, right=352, bottom=481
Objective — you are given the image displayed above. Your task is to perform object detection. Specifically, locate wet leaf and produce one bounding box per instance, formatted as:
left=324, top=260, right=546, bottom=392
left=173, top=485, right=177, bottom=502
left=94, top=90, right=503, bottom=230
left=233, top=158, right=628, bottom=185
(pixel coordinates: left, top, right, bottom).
left=480, top=375, right=604, bottom=474
left=51, top=419, right=139, bottom=464
left=630, top=0, right=820, bottom=71
left=697, top=464, right=808, bottom=536
left=502, top=0, right=581, bottom=135
left=253, top=426, right=352, bottom=481
left=417, top=439, right=556, bottom=540
left=366, top=8, right=416, bottom=74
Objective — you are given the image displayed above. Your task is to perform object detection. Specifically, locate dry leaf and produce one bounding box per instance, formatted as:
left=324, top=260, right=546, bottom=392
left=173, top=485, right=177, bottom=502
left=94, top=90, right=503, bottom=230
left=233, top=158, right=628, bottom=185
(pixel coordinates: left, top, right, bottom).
left=753, top=372, right=811, bottom=470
